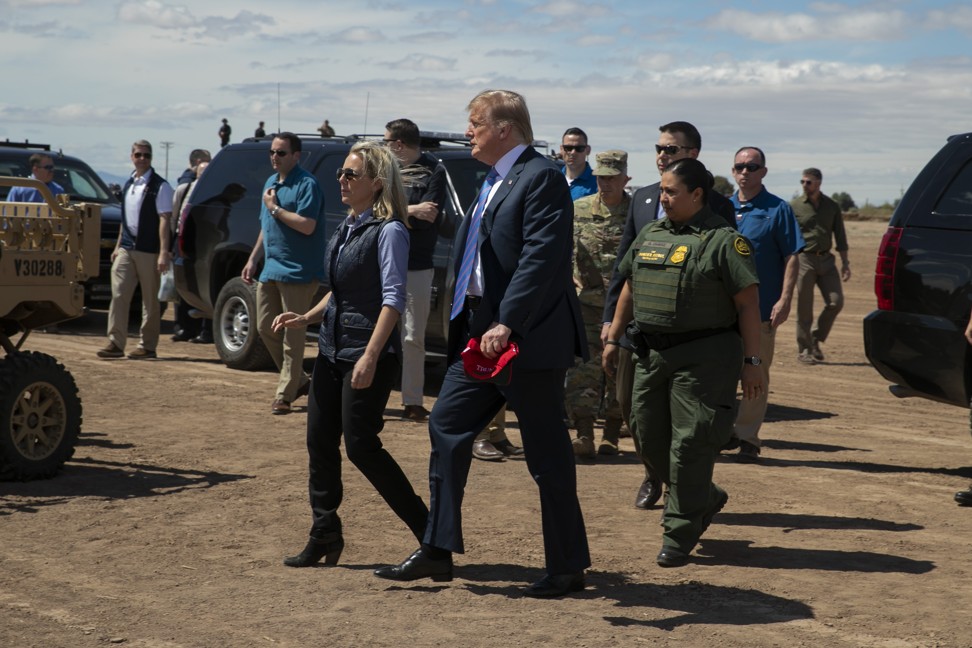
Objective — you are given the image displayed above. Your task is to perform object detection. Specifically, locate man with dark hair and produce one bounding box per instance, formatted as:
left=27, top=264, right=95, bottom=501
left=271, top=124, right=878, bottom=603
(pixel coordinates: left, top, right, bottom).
left=255, top=121, right=266, bottom=138
left=603, top=121, right=735, bottom=509
left=728, top=146, right=805, bottom=462
left=561, top=127, right=596, bottom=200
left=377, top=89, right=591, bottom=598
left=242, top=132, right=326, bottom=414
left=790, top=167, right=850, bottom=364
left=97, top=140, right=174, bottom=360
left=384, top=118, right=448, bottom=422
left=6, top=153, right=65, bottom=203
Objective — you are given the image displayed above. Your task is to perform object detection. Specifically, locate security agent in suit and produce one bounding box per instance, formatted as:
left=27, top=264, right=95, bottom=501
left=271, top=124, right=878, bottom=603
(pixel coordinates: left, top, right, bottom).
left=603, top=121, right=735, bottom=511
left=375, top=89, right=591, bottom=598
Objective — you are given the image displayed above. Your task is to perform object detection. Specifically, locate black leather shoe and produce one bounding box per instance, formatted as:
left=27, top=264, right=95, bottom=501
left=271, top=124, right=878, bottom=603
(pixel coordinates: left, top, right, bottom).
left=736, top=441, right=760, bottom=463
left=190, top=329, right=214, bottom=344
left=472, top=439, right=505, bottom=462
left=493, top=439, right=524, bottom=456
left=701, top=490, right=729, bottom=537
left=955, top=486, right=972, bottom=507
left=635, top=475, right=662, bottom=509
left=374, top=548, right=453, bottom=582
left=283, top=532, right=344, bottom=568
left=295, top=379, right=311, bottom=401
left=657, top=546, right=690, bottom=568
left=523, top=572, right=585, bottom=598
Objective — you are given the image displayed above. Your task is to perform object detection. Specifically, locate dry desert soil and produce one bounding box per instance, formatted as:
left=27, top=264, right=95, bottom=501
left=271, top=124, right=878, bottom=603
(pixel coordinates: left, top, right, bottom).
left=2, top=218, right=971, bottom=648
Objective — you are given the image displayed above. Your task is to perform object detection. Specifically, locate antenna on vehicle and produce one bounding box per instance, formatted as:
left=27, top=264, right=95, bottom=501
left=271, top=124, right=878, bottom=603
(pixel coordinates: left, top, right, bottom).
left=363, top=92, right=369, bottom=135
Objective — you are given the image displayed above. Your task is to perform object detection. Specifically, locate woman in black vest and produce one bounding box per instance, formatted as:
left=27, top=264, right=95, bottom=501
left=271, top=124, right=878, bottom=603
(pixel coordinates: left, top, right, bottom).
left=274, top=141, right=427, bottom=567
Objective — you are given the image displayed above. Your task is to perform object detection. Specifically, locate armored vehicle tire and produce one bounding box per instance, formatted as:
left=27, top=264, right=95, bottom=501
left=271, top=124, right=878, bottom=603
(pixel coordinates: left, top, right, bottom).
left=213, top=277, right=274, bottom=371
left=0, top=351, right=82, bottom=480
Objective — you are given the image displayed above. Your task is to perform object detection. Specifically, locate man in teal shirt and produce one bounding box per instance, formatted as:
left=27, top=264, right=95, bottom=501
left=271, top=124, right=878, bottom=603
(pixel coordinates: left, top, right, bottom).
left=242, top=132, right=325, bottom=415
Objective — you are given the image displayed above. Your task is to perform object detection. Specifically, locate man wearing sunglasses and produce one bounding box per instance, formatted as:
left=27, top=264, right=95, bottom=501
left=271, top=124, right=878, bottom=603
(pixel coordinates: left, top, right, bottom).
left=603, top=121, right=734, bottom=510
left=790, top=168, right=851, bottom=365
left=242, top=132, right=325, bottom=414
left=560, top=127, right=597, bottom=200
left=6, top=153, right=66, bottom=203
left=384, top=118, right=448, bottom=423
left=98, top=140, right=175, bottom=360
left=728, top=147, right=805, bottom=462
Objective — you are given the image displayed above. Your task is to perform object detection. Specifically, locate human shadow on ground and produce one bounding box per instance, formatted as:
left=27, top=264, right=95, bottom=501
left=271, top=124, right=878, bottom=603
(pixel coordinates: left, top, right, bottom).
left=760, top=438, right=867, bottom=453
left=764, top=403, right=835, bottom=423
left=0, top=456, right=251, bottom=516
left=752, top=456, right=972, bottom=478
left=451, top=563, right=814, bottom=629
left=695, top=539, right=934, bottom=574
left=76, top=431, right=135, bottom=450
left=715, top=511, right=922, bottom=533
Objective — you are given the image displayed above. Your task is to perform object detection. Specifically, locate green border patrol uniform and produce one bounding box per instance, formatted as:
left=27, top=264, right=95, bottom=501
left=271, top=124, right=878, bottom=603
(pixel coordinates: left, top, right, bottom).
left=618, top=206, right=758, bottom=554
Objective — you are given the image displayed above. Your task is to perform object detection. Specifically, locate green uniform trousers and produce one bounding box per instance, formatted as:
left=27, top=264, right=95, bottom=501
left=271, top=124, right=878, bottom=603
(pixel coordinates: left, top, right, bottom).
left=630, top=330, right=741, bottom=553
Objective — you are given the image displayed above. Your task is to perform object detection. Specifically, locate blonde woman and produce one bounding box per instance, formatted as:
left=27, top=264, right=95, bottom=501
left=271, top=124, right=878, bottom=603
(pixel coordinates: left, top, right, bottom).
left=275, top=141, right=427, bottom=567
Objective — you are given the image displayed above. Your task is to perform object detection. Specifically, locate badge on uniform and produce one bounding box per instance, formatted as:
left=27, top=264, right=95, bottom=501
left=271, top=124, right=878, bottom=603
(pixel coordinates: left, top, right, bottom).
left=669, top=244, right=689, bottom=264
left=734, top=237, right=752, bottom=256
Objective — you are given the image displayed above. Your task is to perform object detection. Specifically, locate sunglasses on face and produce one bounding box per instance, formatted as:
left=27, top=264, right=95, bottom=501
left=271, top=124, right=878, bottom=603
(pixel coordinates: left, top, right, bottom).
left=801, top=179, right=816, bottom=185
left=336, top=168, right=364, bottom=180
left=655, top=144, right=692, bottom=155
left=270, top=149, right=292, bottom=157
left=561, top=145, right=587, bottom=153
left=132, top=152, right=152, bottom=159
left=734, top=163, right=762, bottom=173
left=37, top=164, right=55, bottom=171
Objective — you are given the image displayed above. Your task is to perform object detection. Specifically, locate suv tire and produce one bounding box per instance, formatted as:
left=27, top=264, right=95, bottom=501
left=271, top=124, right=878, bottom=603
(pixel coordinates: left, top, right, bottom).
left=213, top=277, right=273, bottom=371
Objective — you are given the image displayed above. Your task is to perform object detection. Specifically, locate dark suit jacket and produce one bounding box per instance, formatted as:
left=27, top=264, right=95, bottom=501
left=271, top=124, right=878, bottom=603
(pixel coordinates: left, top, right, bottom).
left=447, top=146, right=588, bottom=370
left=602, top=182, right=736, bottom=322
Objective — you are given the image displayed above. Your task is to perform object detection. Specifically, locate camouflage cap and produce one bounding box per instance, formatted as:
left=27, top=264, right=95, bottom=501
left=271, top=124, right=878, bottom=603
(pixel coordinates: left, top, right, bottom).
left=592, top=149, right=628, bottom=176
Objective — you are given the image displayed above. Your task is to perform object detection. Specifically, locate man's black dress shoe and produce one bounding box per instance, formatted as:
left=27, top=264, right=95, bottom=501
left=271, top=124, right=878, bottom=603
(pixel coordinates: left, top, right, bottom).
left=523, top=572, right=585, bottom=598
left=493, top=439, right=524, bottom=456
left=656, top=547, right=690, bottom=568
left=955, top=486, right=972, bottom=507
left=374, top=548, right=453, bottom=582
left=472, top=439, right=505, bottom=461
left=635, top=474, right=662, bottom=509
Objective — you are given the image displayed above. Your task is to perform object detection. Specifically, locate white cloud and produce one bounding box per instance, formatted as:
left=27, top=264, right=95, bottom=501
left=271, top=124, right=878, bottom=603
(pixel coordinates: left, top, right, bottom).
left=387, top=54, right=456, bottom=72
left=117, top=0, right=196, bottom=29
left=925, top=5, right=972, bottom=33
left=330, top=26, right=384, bottom=44
left=706, top=8, right=907, bottom=42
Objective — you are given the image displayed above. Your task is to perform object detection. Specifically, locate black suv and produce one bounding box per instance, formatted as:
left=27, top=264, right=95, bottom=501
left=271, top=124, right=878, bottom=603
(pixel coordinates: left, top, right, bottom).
left=863, top=132, right=972, bottom=410
left=175, top=132, right=490, bottom=370
left=0, top=140, right=121, bottom=306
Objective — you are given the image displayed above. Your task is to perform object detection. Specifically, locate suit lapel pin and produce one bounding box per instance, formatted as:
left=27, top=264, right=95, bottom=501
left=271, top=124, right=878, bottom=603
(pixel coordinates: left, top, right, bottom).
left=646, top=198, right=652, bottom=204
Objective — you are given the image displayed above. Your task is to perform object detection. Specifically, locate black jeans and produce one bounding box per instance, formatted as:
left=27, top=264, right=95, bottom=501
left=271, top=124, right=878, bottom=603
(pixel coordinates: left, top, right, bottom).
left=305, top=352, right=428, bottom=540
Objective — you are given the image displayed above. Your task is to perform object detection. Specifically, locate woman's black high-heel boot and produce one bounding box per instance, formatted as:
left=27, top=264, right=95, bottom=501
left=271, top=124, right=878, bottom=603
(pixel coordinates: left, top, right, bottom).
left=283, top=532, right=344, bottom=567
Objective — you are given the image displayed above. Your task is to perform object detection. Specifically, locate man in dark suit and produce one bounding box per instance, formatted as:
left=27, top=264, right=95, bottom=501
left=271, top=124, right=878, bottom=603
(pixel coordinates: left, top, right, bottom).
left=375, top=89, right=591, bottom=598
left=603, top=121, right=735, bottom=512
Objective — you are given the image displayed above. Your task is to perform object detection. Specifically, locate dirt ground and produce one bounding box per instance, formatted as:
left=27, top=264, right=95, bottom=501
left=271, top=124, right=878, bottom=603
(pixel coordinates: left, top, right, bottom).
left=2, top=219, right=971, bottom=648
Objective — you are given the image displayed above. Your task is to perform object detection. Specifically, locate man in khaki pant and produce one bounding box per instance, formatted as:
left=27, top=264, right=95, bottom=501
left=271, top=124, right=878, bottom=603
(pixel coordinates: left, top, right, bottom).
left=242, top=132, right=326, bottom=414
left=98, top=140, right=174, bottom=360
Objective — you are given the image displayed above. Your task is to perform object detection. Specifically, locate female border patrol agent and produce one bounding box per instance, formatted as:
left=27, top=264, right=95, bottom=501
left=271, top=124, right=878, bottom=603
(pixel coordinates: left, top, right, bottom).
left=603, top=158, right=763, bottom=568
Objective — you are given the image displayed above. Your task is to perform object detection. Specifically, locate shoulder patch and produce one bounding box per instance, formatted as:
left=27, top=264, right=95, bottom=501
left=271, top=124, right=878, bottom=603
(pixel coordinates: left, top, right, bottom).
left=733, top=237, right=752, bottom=256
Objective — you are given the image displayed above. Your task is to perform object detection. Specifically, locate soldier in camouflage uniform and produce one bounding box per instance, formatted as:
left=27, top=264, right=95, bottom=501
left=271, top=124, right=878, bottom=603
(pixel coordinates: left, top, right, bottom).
left=567, top=150, right=632, bottom=458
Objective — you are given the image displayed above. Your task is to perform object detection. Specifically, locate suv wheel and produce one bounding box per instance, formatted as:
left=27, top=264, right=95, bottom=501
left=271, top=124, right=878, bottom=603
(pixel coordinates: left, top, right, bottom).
left=213, top=277, right=274, bottom=371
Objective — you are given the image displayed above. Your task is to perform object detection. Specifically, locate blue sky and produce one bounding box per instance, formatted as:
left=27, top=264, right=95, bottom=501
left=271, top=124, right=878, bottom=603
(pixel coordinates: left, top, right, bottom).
left=3, top=0, right=971, bottom=204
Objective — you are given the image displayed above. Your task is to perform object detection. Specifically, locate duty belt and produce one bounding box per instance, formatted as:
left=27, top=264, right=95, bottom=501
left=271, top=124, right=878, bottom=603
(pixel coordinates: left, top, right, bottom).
left=625, top=323, right=735, bottom=353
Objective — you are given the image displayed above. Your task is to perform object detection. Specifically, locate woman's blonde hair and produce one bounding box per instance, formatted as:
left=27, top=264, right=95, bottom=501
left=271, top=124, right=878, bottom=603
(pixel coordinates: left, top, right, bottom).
left=349, top=141, right=408, bottom=224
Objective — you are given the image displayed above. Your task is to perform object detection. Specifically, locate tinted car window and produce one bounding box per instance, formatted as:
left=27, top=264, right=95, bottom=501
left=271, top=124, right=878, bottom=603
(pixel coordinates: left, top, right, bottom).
left=441, top=157, right=490, bottom=208
left=933, top=160, right=972, bottom=216
left=190, top=148, right=274, bottom=217
left=56, top=161, right=114, bottom=203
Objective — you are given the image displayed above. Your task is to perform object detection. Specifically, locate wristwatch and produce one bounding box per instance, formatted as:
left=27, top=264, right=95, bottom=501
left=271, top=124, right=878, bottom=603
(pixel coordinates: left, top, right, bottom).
left=744, top=356, right=762, bottom=366
left=270, top=206, right=281, bottom=218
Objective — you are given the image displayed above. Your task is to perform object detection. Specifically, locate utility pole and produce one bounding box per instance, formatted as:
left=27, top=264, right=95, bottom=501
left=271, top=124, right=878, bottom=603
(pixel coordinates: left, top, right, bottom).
left=160, top=141, right=174, bottom=179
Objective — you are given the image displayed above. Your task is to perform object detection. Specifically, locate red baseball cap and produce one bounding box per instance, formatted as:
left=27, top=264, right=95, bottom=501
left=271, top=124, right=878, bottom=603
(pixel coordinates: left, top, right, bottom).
left=461, top=337, right=519, bottom=385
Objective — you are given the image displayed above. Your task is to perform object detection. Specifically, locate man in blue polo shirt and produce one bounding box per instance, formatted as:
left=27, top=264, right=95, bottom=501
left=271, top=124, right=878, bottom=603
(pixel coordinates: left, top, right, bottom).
left=7, top=153, right=66, bottom=203
left=242, top=132, right=326, bottom=415
left=729, top=146, right=804, bottom=462
left=560, top=127, right=597, bottom=200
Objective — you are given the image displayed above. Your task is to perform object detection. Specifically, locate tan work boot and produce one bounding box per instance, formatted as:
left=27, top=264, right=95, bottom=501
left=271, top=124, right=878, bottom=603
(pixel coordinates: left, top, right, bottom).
left=572, top=417, right=596, bottom=459
left=598, top=417, right=622, bottom=455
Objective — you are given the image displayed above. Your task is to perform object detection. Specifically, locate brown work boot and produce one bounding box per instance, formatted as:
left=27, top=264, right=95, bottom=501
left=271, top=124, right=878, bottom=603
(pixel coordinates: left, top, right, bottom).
left=598, top=417, right=623, bottom=455
left=127, top=347, right=157, bottom=360
left=572, top=417, right=596, bottom=459
left=96, top=342, right=124, bottom=359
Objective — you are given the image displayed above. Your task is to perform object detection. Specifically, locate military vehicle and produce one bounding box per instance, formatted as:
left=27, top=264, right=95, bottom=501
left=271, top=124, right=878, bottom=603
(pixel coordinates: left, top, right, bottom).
left=0, top=177, right=100, bottom=479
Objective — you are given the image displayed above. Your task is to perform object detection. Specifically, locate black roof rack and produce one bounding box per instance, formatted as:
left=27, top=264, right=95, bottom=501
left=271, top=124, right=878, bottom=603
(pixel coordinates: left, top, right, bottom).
left=1, top=139, right=52, bottom=151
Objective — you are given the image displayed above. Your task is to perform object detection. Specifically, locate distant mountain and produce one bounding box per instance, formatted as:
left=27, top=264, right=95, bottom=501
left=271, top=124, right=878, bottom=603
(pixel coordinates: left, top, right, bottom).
left=99, top=171, right=129, bottom=188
